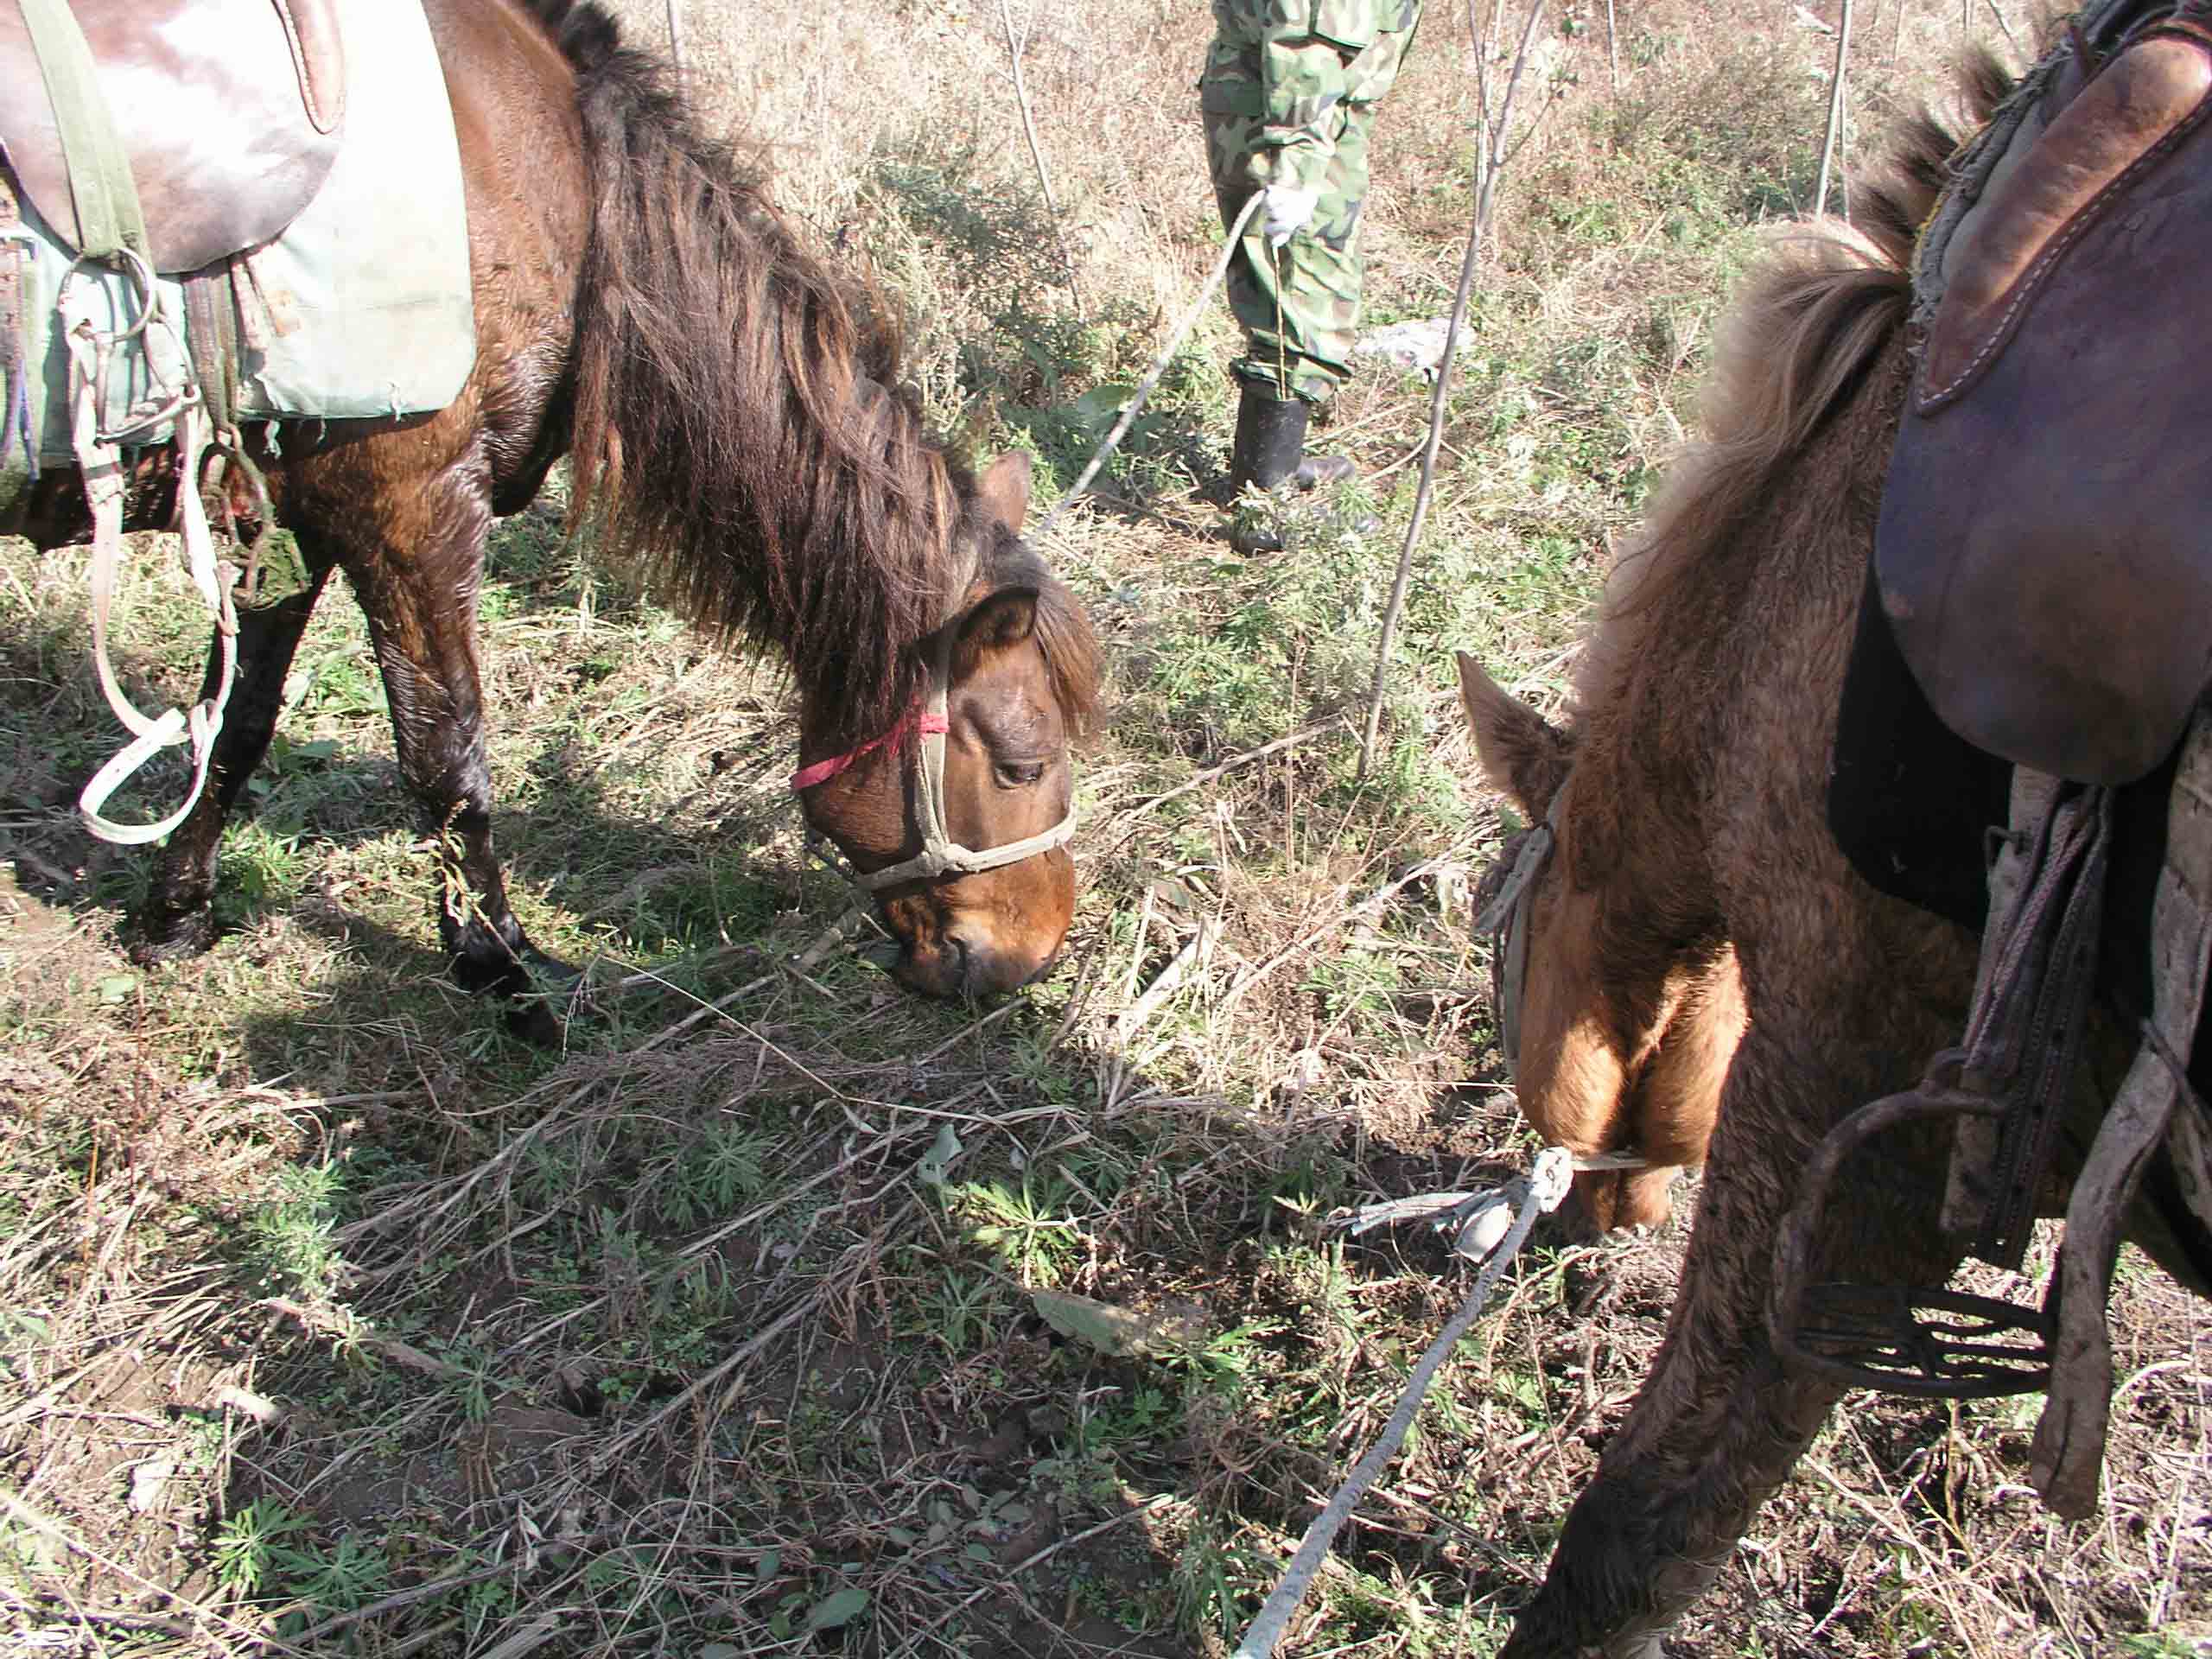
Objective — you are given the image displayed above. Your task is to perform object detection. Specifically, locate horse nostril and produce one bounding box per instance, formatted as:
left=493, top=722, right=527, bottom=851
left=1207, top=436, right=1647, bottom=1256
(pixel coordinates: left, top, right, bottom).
left=945, top=932, right=981, bottom=998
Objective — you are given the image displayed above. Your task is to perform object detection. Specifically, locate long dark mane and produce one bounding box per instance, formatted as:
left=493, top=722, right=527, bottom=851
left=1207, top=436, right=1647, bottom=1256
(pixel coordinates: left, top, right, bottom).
left=523, top=0, right=977, bottom=750
left=1577, top=52, right=2015, bottom=710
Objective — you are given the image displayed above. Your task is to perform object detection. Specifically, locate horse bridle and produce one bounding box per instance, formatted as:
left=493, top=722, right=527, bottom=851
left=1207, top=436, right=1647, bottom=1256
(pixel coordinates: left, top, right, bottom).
left=789, top=614, right=1079, bottom=892
left=1471, top=792, right=1565, bottom=1075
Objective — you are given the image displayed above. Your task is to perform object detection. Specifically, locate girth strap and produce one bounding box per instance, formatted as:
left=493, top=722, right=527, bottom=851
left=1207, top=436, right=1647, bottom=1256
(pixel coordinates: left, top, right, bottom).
left=182, top=265, right=241, bottom=435
left=1948, top=780, right=2114, bottom=1268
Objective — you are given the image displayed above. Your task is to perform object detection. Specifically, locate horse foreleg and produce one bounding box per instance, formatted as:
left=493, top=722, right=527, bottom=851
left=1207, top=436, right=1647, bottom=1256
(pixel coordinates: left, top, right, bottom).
left=136, top=565, right=337, bottom=958
left=342, top=543, right=563, bottom=1037
left=1502, top=1028, right=1964, bottom=1657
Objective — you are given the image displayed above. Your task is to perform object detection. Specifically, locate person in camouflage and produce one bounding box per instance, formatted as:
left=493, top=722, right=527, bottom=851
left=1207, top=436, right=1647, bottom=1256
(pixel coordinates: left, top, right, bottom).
left=1201, top=0, right=1422, bottom=550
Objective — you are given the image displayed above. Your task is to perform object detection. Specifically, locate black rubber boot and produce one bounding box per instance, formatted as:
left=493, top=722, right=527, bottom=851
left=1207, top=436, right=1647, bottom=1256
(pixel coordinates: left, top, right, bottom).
left=1230, top=387, right=1355, bottom=493
left=1228, top=387, right=1363, bottom=555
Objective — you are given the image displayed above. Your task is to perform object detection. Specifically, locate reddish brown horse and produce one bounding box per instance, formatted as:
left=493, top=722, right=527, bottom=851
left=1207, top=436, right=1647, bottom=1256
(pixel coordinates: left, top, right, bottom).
left=3, top=0, right=1099, bottom=1018
left=1457, top=60, right=2211, bottom=1656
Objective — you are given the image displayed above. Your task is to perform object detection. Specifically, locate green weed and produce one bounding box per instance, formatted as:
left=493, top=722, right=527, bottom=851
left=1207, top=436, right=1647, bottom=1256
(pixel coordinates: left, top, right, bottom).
left=241, top=1160, right=349, bottom=1300
left=948, top=1170, right=1084, bottom=1287
left=211, top=1499, right=316, bottom=1599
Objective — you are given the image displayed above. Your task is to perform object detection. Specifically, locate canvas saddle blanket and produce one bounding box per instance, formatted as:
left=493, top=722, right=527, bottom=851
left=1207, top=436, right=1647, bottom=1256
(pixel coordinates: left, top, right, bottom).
left=0, top=0, right=474, bottom=489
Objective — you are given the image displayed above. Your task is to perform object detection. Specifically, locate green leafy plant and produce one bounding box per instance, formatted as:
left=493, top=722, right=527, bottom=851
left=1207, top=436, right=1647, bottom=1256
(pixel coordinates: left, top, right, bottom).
left=212, top=1500, right=317, bottom=1599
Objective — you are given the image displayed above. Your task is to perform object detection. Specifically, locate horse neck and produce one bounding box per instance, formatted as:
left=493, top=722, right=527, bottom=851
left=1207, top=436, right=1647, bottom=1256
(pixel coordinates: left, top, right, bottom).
left=1550, top=312, right=1916, bottom=1085
left=555, top=22, right=959, bottom=752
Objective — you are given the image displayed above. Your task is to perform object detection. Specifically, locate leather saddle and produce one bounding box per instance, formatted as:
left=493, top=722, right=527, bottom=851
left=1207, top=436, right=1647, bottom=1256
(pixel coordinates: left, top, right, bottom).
left=0, top=0, right=346, bottom=276
left=1876, top=0, right=2212, bottom=787
left=1797, top=0, right=2212, bottom=1522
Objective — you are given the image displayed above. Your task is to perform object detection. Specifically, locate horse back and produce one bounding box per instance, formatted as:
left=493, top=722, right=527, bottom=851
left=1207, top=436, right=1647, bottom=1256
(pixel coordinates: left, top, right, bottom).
left=292, top=0, right=594, bottom=520
left=422, top=0, right=591, bottom=360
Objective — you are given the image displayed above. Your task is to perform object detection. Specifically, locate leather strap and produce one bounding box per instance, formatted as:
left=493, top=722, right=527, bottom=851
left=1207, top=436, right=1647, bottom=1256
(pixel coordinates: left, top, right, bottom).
left=14, top=0, right=149, bottom=265
left=181, top=262, right=241, bottom=433
left=1952, top=783, right=2114, bottom=1268
left=1471, top=795, right=1564, bottom=1078
left=2031, top=708, right=2212, bottom=1517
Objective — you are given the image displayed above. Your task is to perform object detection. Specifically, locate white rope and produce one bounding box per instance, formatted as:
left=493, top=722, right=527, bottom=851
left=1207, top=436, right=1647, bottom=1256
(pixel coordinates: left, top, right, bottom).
left=1033, top=192, right=1264, bottom=541
left=64, top=263, right=239, bottom=846
left=1230, top=1147, right=1577, bottom=1659
left=1341, top=1147, right=1648, bottom=1256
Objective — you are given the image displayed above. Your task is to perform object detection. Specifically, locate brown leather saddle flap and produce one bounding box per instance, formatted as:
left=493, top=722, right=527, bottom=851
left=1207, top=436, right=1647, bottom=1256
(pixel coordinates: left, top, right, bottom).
left=0, top=0, right=346, bottom=275
left=1876, top=19, right=2212, bottom=786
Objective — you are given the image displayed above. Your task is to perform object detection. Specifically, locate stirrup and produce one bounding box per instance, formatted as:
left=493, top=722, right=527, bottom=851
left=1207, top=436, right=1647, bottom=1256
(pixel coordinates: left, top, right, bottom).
left=1783, top=1281, right=2053, bottom=1398
left=1770, top=1058, right=2054, bottom=1397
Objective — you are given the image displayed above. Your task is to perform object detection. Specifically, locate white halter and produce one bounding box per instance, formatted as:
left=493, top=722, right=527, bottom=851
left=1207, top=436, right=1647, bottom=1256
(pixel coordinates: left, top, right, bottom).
left=791, top=612, right=1078, bottom=892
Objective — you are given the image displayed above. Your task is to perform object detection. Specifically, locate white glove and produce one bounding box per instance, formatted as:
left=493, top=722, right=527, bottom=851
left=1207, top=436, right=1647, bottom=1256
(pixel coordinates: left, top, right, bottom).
left=1259, top=183, right=1320, bottom=249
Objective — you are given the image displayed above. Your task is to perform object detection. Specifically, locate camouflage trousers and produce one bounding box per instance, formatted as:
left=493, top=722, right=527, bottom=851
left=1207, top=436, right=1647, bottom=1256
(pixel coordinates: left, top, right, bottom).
left=1200, top=16, right=1421, bottom=405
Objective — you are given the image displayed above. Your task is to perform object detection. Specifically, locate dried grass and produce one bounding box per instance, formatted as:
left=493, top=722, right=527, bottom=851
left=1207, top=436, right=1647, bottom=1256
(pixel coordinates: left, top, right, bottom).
left=3, top=0, right=2208, bottom=1655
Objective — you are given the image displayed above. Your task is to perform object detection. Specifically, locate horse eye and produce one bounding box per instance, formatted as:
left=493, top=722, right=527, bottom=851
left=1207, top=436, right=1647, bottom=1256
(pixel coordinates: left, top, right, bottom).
left=995, top=760, right=1046, bottom=789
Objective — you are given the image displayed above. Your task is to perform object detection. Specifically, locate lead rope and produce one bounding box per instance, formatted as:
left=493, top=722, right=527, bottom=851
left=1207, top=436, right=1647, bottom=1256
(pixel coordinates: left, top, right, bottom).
left=1229, top=1147, right=1579, bottom=1659
left=1273, top=227, right=1294, bottom=402
left=1033, top=193, right=1263, bottom=540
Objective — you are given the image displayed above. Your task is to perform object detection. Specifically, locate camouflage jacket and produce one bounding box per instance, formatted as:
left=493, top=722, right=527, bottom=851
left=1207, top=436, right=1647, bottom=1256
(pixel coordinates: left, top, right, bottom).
left=1200, top=0, right=1423, bottom=193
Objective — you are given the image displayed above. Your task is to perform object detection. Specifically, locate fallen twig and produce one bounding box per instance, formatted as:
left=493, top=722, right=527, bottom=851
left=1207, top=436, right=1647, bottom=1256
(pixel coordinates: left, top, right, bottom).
left=1113, top=917, right=1221, bottom=1039
left=1219, top=855, right=1448, bottom=1018
left=885, top=1493, right=1182, bottom=1658
left=1105, top=715, right=1344, bottom=856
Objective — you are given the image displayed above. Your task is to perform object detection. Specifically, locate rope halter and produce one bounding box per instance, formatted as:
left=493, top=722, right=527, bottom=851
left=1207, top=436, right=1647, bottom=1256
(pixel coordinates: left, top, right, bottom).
left=789, top=611, right=1078, bottom=893
left=1471, top=791, right=1565, bottom=1076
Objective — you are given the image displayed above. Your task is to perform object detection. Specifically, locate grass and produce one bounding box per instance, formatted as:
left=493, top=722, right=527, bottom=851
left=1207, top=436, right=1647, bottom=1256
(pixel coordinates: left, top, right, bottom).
left=3, top=0, right=2209, bottom=1655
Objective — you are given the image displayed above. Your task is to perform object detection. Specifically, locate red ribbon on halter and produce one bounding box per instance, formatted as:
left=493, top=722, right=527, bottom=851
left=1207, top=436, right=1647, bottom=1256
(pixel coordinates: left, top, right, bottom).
left=788, top=709, right=949, bottom=792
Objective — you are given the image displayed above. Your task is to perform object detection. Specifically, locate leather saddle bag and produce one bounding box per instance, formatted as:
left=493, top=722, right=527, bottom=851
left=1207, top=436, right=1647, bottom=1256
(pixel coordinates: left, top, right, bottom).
left=1876, top=6, right=2212, bottom=787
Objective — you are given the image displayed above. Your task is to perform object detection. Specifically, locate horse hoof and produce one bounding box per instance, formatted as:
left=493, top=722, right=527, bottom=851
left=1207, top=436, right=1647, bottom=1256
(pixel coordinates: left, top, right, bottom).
left=520, top=946, right=582, bottom=989
left=504, top=950, right=579, bottom=1049
left=449, top=939, right=577, bottom=1048
left=504, top=999, right=566, bottom=1049
left=450, top=935, right=576, bottom=998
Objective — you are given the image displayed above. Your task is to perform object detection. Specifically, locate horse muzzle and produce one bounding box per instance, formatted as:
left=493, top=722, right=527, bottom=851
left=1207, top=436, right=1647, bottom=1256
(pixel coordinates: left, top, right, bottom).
left=887, top=921, right=1063, bottom=1001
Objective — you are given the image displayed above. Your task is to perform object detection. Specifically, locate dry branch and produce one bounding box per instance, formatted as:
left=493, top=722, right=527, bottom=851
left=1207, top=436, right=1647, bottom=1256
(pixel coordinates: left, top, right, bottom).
left=1815, top=0, right=1854, bottom=216
left=999, top=0, right=1085, bottom=321
left=1357, top=0, right=1552, bottom=776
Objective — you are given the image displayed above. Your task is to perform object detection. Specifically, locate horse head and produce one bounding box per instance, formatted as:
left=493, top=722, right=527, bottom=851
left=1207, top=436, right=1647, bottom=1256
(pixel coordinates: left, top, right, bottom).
left=1456, top=651, right=1739, bottom=1230
left=796, top=454, right=1101, bottom=1000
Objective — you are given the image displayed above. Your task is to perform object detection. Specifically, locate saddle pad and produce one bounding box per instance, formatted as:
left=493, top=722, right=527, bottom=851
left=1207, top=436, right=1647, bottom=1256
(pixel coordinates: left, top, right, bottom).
left=1875, top=14, right=2212, bottom=786
left=11, top=0, right=473, bottom=461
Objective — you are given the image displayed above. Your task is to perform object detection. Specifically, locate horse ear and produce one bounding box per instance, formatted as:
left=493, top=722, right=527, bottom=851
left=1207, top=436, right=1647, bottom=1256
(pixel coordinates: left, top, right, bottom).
left=954, top=586, right=1039, bottom=673
left=976, top=452, right=1033, bottom=536
left=1457, top=651, right=1573, bottom=816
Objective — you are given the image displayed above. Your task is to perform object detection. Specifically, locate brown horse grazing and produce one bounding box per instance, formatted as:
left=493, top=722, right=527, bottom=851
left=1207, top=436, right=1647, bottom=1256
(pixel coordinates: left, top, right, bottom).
left=3, top=0, right=1099, bottom=1017
left=1455, top=59, right=2212, bottom=1656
